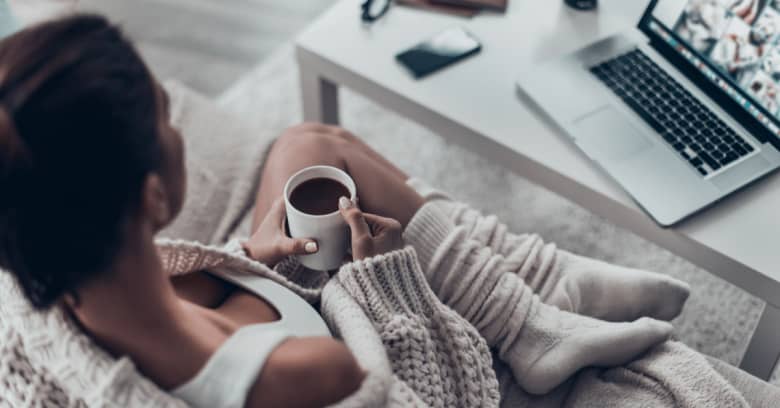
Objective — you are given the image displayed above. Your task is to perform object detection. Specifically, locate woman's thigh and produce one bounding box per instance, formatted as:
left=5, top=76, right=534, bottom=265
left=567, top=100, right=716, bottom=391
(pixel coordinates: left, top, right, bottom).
left=251, top=124, right=425, bottom=231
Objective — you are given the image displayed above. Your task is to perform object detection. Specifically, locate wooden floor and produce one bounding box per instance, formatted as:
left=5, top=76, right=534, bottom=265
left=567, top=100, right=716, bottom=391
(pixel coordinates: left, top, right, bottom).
left=79, top=0, right=332, bottom=96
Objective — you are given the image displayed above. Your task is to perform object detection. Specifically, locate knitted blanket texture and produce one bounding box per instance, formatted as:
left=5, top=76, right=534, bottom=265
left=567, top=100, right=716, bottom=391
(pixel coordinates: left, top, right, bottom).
left=0, top=194, right=760, bottom=407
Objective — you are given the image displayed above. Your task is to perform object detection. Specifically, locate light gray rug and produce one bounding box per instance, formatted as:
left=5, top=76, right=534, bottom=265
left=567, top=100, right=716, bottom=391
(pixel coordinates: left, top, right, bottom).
left=216, top=44, right=776, bottom=383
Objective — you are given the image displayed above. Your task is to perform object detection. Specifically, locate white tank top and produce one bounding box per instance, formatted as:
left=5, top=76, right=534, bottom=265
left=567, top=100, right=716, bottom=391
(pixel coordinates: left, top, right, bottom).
left=172, top=273, right=330, bottom=408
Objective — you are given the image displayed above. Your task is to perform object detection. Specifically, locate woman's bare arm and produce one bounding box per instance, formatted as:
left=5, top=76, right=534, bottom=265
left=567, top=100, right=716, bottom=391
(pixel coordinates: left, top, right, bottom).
left=246, top=337, right=365, bottom=408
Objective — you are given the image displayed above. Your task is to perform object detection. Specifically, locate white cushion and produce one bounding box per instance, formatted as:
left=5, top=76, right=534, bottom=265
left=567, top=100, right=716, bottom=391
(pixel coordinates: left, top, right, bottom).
left=160, top=80, right=276, bottom=244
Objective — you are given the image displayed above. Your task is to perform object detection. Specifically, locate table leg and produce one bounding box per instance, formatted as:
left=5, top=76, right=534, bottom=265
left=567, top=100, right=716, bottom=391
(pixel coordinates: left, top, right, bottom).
left=300, top=67, right=340, bottom=125
left=739, top=303, right=780, bottom=380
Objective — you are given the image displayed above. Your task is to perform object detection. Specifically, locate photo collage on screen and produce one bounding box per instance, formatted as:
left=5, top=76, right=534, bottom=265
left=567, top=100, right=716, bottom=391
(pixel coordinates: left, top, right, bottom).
left=674, top=0, right=780, bottom=117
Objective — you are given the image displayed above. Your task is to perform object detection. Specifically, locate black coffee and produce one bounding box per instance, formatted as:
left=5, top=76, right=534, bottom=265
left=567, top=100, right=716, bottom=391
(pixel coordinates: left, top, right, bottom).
left=290, top=177, right=350, bottom=215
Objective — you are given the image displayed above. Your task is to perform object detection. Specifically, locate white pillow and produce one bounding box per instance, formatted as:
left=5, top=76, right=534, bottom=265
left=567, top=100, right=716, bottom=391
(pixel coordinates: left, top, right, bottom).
left=160, top=81, right=276, bottom=244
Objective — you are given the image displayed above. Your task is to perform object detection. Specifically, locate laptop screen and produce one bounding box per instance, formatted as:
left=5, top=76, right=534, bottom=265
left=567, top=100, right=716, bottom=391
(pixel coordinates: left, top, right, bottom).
left=647, top=0, right=780, bottom=138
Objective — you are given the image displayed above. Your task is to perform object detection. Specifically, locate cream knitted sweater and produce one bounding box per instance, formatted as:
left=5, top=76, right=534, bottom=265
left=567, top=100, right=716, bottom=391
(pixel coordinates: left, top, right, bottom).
left=0, top=197, right=758, bottom=407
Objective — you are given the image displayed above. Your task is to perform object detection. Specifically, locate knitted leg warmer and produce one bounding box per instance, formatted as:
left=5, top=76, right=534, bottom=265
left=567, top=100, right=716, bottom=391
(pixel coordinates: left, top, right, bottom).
left=404, top=203, right=673, bottom=395
left=405, top=179, right=690, bottom=322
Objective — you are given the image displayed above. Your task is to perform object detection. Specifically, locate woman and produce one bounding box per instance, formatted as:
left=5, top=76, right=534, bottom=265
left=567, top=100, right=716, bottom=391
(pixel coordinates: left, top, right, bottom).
left=0, top=14, right=777, bottom=408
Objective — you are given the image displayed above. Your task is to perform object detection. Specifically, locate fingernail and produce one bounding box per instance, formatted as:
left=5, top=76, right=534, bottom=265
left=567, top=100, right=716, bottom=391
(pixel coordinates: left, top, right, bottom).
left=339, top=196, right=352, bottom=210
left=305, top=241, right=318, bottom=253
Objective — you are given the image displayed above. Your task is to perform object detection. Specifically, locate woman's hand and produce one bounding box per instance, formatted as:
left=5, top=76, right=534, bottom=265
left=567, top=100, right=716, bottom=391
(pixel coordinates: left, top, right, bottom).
left=338, top=196, right=403, bottom=261
left=242, top=197, right=318, bottom=266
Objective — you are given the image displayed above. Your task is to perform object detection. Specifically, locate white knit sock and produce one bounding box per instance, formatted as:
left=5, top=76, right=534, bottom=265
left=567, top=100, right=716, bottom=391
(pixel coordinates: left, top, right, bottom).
left=504, top=297, right=673, bottom=395
left=405, top=179, right=690, bottom=322
left=544, top=250, right=691, bottom=322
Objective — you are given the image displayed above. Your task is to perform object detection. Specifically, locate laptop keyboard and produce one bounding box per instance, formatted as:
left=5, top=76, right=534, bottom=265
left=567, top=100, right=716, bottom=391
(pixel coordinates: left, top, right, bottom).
left=590, top=49, right=754, bottom=176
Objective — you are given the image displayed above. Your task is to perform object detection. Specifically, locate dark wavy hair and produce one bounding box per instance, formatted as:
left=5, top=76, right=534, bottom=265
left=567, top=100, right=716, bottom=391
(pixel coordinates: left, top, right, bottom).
left=0, top=14, right=163, bottom=309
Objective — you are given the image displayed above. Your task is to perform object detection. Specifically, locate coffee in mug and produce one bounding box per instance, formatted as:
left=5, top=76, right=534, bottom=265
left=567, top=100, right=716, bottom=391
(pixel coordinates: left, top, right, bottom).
left=283, top=166, right=357, bottom=271
left=289, top=178, right=351, bottom=216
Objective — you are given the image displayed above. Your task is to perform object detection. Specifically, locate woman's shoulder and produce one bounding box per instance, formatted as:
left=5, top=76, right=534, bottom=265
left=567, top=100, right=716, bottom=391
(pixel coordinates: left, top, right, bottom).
left=171, top=324, right=363, bottom=408
left=245, top=336, right=365, bottom=408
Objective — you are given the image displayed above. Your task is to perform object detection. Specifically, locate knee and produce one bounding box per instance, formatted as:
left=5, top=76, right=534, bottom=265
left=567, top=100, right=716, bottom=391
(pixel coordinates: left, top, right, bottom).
left=273, top=123, right=357, bottom=153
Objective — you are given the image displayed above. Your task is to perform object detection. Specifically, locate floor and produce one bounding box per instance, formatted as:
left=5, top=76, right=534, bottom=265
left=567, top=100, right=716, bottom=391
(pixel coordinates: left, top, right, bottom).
left=77, top=0, right=333, bottom=96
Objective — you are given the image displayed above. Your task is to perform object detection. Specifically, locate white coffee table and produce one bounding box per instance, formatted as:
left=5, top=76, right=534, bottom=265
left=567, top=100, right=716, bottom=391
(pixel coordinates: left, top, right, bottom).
left=296, top=0, right=780, bottom=380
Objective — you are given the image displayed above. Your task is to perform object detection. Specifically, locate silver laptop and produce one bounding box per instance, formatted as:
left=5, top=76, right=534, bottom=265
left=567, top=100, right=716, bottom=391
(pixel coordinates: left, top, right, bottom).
left=517, top=0, right=780, bottom=226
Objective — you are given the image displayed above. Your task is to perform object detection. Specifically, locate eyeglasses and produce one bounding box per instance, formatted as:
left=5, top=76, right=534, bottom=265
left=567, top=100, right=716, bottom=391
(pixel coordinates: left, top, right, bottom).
left=361, top=0, right=391, bottom=23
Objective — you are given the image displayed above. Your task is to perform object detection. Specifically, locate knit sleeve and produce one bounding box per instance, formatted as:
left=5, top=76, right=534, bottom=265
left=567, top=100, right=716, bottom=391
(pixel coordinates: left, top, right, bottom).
left=336, top=247, right=440, bottom=323
left=335, top=247, right=500, bottom=407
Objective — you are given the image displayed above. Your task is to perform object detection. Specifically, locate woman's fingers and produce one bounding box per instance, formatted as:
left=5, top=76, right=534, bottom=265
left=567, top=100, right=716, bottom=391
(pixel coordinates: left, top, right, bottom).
left=272, top=197, right=318, bottom=256
left=362, top=213, right=402, bottom=228
left=338, top=202, right=405, bottom=260
left=243, top=195, right=319, bottom=265
left=278, top=237, right=319, bottom=256
left=339, top=196, right=378, bottom=260
left=272, top=197, right=290, bottom=226
left=362, top=213, right=402, bottom=236
left=339, top=196, right=370, bottom=239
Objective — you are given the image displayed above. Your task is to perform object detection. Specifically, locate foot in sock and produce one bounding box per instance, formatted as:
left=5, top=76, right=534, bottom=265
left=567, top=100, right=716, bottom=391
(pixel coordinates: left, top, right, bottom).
left=545, top=250, right=691, bottom=322
left=506, top=300, right=674, bottom=395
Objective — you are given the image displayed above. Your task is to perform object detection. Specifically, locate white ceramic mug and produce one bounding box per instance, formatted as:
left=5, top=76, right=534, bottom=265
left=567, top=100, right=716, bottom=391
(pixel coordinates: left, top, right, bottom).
left=283, top=165, right=357, bottom=271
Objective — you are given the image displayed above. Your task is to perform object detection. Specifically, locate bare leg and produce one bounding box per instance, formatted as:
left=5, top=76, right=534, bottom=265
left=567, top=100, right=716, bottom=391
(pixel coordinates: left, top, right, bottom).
left=251, top=124, right=425, bottom=231
left=298, top=123, right=408, bottom=182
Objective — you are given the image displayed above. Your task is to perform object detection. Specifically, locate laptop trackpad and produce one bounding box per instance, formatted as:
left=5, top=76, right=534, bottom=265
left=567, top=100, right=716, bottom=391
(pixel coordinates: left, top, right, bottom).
left=574, top=106, right=653, bottom=161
